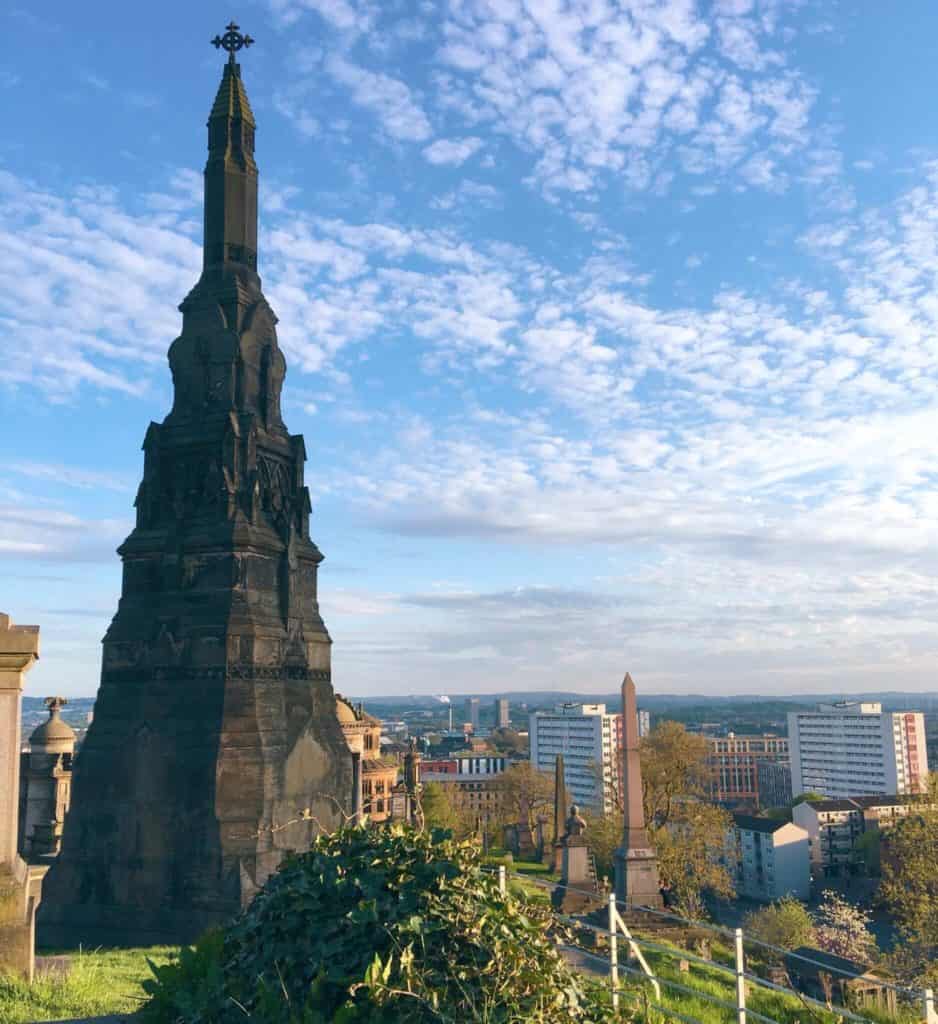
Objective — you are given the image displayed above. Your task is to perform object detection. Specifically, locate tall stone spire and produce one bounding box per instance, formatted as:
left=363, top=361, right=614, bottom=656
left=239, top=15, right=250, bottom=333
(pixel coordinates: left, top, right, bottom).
left=203, top=46, right=257, bottom=273
left=40, top=28, right=353, bottom=947
left=614, top=673, right=662, bottom=909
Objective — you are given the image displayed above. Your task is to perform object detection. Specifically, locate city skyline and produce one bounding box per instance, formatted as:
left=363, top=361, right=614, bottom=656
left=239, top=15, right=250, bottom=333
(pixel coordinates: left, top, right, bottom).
left=6, top=3, right=938, bottom=698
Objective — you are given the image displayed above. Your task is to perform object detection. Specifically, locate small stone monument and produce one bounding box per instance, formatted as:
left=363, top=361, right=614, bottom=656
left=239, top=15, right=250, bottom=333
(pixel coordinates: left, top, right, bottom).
left=19, top=696, right=75, bottom=860
left=551, top=803, right=603, bottom=915
left=0, top=613, right=43, bottom=979
left=614, top=673, right=663, bottom=910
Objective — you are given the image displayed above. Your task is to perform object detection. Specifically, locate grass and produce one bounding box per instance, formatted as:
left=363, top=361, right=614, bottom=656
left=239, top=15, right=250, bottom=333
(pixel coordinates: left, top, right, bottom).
left=0, top=946, right=178, bottom=1024
left=605, top=936, right=920, bottom=1024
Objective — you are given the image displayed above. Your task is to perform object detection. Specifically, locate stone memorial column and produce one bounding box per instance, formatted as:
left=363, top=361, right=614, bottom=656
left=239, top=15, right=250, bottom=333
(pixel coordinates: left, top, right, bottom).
left=0, top=613, right=42, bottom=979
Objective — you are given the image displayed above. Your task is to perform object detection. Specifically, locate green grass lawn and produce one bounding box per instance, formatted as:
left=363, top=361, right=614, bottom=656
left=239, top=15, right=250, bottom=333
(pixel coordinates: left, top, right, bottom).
left=0, top=947, right=178, bottom=1023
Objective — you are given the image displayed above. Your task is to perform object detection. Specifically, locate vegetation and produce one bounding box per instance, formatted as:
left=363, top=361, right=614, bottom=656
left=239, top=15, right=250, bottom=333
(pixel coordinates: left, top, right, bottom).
left=880, top=785, right=938, bottom=986
left=814, top=889, right=878, bottom=964
left=420, top=781, right=467, bottom=835
left=142, top=824, right=614, bottom=1023
left=488, top=727, right=527, bottom=755
left=495, top=761, right=554, bottom=837
left=0, top=946, right=177, bottom=1024
left=743, top=897, right=816, bottom=958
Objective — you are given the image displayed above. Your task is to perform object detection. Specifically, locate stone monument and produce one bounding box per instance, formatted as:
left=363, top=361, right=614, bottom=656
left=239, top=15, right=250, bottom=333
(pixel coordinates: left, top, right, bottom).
left=614, top=673, right=663, bottom=909
left=0, top=613, right=43, bottom=979
left=549, top=752, right=567, bottom=872
left=551, top=803, right=603, bottom=915
left=40, top=24, right=353, bottom=946
left=18, top=696, right=75, bottom=860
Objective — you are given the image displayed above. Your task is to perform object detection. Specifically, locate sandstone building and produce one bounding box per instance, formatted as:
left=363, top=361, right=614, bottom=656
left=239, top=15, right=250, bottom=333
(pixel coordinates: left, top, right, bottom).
left=40, top=30, right=352, bottom=946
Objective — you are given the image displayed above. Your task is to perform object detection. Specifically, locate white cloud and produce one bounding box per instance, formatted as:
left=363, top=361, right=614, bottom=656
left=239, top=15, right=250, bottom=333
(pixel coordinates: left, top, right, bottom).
left=325, top=55, right=432, bottom=141
left=422, top=136, right=484, bottom=166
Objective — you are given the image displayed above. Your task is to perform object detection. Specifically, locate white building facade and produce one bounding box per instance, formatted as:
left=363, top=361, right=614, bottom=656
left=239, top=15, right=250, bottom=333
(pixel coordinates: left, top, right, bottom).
left=788, top=702, right=928, bottom=799
left=529, top=703, right=622, bottom=812
left=733, top=815, right=811, bottom=902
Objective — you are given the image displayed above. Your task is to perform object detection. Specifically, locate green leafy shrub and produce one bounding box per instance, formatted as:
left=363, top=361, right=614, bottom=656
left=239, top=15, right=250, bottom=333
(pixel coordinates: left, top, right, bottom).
left=143, top=824, right=613, bottom=1023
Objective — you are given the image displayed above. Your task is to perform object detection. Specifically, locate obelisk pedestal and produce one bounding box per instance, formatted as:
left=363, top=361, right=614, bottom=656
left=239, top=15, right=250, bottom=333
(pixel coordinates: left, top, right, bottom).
left=0, top=613, right=43, bottom=979
left=614, top=673, right=663, bottom=910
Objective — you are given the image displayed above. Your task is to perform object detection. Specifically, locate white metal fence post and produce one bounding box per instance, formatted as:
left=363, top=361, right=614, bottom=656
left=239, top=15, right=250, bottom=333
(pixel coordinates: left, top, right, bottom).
left=608, top=892, right=619, bottom=1012
left=924, top=987, right=937, bottom=1024
left=498, top=864, right=506, bottom=896
left=734, top=928, right=746, bottom=1024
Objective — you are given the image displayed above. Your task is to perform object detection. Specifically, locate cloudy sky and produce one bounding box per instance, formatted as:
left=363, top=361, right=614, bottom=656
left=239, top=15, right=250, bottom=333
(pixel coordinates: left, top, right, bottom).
left=4, top=1, right=938, bottom=700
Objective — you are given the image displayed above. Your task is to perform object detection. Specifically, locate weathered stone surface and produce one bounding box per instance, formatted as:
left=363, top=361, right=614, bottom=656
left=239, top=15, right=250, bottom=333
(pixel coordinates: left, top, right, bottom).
left=614, top=673, right=663, bottom=910
left=39, top=54, right=353, bottom=948
left=0, top=613, right=43, bottom=979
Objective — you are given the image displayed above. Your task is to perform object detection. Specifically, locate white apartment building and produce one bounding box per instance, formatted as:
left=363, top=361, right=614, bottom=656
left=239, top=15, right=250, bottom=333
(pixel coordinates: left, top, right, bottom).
left=788, top=702, right=928, bottom=799
left=732, top=816, right=811, bottom=902
left=529, top=703, right=622, bottom=812
left=793, top=794, right=931, bottom=877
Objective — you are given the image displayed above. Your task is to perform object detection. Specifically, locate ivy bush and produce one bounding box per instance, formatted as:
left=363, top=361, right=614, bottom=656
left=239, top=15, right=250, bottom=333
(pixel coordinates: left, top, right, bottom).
left=143, top=824, right=614, bottom=1023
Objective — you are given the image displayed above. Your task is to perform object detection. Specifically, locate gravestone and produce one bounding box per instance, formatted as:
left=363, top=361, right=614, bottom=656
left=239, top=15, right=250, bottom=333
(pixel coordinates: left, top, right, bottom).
left=551, top=803, right=604, bottom=915
left=40, top=27, right=353, bottom=947
left=0, top=613, right=42, bottom=979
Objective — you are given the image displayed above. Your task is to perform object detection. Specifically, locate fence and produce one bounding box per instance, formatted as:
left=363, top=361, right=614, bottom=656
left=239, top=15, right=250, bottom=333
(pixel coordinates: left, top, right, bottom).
left=491, top=866, right=937, bottom=1024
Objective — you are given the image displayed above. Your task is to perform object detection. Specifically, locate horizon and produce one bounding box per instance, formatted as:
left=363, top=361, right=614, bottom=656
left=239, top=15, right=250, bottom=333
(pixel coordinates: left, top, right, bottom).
left=6, top=3, right=938, bottom=699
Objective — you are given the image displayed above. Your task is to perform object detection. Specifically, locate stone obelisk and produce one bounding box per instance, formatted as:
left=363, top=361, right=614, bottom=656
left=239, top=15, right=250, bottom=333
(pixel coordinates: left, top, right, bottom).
left=614, top=673, right=662, bottom=909
left=550, top=753, right=567, bottom=872
left=40, top=25, right=353, bottom=946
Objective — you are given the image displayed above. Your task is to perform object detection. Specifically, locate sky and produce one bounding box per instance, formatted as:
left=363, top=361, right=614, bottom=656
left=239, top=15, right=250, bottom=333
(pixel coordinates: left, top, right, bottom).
left=4, top=1, right=938, bottom=700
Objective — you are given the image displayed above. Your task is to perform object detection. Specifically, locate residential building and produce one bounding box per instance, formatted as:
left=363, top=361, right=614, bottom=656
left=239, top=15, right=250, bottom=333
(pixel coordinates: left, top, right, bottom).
left=793, top=793, right=931, bottom=877
left=495, top=698, right=510, bottom=730
left=465, top=697, right=480, bottom=733
left=732, top=815, right=810, bottom=902
left=708, top=733, right=790, bottom=808
left=788, top=703, right=929, bottom=799
left=421, top=753, right=509, bottom=821
left=637, top=709, right=651, bottom=738
left=757, top=759, right=793, bottom=809
left=529, top=703, right=622, bottom=812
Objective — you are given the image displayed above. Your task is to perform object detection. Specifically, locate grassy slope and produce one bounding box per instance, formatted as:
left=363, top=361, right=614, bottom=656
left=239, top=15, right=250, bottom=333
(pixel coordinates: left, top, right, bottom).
left=0, top=947, right=178, bottom=1024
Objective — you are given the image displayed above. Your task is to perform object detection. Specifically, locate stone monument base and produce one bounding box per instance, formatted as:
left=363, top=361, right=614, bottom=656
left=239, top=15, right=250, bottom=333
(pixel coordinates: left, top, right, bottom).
left=0, top=858, right=44, bottom=980
left=614, top=845, right=663, bottom=910
left=552, top=841, right=604, bottom=915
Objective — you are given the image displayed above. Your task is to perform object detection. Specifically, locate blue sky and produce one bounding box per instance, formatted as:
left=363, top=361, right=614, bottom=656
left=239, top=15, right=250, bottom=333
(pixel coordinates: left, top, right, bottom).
left=5, top=0, right=938, bottom=700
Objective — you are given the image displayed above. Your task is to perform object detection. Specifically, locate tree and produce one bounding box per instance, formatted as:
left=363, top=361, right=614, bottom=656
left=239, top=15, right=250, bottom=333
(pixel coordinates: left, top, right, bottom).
left=814, top=890, right=878, bottom=964
left=654, top=802, right=736, bottom=918
left=639, top=721, right=711, bottom=828
left=880, top=801, right=938, bottom=985
left=744, top=898, right=816, bottom=954
left=489, top=727, right=527, bottom=756
left=495, top=762, right=554, bottom=835
left=420, top=782, right=465, bottom=835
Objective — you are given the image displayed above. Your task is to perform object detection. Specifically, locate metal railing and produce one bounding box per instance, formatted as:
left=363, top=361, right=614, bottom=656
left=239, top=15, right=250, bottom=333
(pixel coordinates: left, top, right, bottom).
left=491, top=865, right=937, bottom=1024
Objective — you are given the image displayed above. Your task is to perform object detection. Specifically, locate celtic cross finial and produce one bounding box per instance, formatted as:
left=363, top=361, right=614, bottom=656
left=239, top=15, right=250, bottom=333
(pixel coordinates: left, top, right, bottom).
left=211, top=21, right=254, bottom=65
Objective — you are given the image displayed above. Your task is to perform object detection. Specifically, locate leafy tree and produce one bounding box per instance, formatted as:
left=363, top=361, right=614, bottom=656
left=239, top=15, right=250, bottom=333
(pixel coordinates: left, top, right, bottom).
left=814, top=890, right=878, bottom=964
left=639, top=721, right=711, bottom=828
left=654, top=802, right=735, bottom=918
left=743, top=898, right=816, bottom=954
left=143, top=825, right=615, bottom=1023
left=494, top=762, right=554, bottom=835
left=880, top=802, right=938, bottom=985
left=791, top=792, right=826, bottom=807
left=488, top=727, right=527, bottom=755
left=420, top=782, right=466, bottom=835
